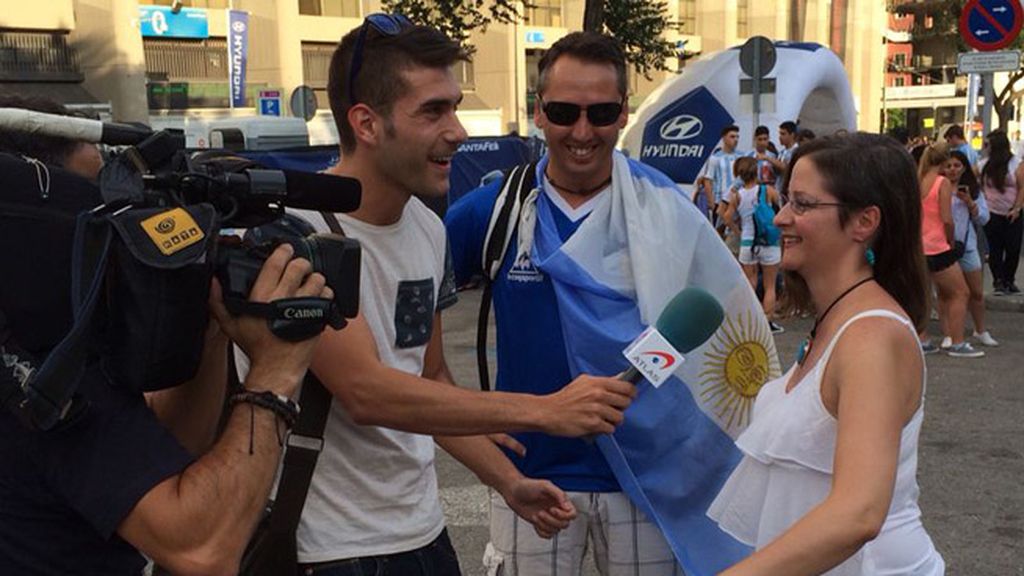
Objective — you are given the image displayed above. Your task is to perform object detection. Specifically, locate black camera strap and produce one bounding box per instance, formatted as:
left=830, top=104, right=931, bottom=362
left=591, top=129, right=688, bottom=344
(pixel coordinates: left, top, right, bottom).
left=4, top=211, right=113, bottom=430
left=240, top=211, right=346, bottom=572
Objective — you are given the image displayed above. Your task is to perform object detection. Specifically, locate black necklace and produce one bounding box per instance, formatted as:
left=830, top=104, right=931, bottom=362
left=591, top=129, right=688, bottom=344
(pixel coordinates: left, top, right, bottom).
left=796, top=276, right=875, bottom=366
left=546, top=172, right=612, bottom=197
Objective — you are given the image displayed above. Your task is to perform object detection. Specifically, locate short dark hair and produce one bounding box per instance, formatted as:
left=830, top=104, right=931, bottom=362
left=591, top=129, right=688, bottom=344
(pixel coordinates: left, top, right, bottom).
left=779, top=121, right=797, bottom=134
left=797, top=128, right=816, bottom=142
left=944, top=124, right=965, bottom=140
left=754, top=125, right=770, bottom=137
left=721, top=124, right=739, bottom=137
left=733, top=156, right=758, bottom=182
left=782, top=133, right=928, bottom=329
left=327, top=19, right=468, bottom=154
left=0, top=95, right=83, bottom=166
left=537, top=32, right=627, bottom=98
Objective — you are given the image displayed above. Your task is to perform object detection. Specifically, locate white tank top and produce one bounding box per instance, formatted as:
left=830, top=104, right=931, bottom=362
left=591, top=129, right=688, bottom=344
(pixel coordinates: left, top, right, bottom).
left=708, top=310, right=945, bottom=575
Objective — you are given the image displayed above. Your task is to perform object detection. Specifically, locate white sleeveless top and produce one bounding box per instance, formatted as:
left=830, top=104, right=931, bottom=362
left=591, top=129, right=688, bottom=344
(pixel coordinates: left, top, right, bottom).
left=708, top=310, right=945, bottom=575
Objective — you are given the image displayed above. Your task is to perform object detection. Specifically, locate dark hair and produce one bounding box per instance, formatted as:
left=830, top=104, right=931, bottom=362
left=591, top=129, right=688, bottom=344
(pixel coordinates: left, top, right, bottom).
left=327, top=21, right=468, bottom=154
left=948, top=150, right=980, bottom=200
left=981, top=130, right=1013, bottom=191
left=754, top=125, right=770, bottom=137
left=733, top=156, right=758, bottom=182
left=797, top=128, right=816, bottom=142
left=944, top=125, right=965, bottom=140
left=0, top=95, right=84, bottom=166
left=779, top=121, right=798, bottom=135
left=887, top=126, right=909, bottom=146
left=781, top=133, right=928, bottom=329
left=721, top=124, right=739, bottom=137
left=537, top=32, right=627, bottom=98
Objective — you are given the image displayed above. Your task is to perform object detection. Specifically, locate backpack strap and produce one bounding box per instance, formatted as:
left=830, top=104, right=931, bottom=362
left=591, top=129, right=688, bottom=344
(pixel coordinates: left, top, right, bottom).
left=476, top=162, right=537, bottom=392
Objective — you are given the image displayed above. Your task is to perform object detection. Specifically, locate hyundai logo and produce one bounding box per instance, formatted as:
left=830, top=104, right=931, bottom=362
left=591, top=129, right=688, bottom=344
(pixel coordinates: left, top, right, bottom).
left=232, top=20, right=247, bottom=33
left=659, top=115, right=703, bottom=141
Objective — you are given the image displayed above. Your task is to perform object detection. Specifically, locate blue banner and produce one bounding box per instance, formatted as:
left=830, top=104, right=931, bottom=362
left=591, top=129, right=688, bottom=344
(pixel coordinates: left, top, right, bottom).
left=139, top=6, right=210, bottom=39
left=639, top=87, right=733, bottom=185
left=228, top=10, right=249, bottom=108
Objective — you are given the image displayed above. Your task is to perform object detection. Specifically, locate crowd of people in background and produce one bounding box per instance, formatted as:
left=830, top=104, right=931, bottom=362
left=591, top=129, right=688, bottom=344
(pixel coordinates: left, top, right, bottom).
left=697, top=119, right=1021, bottom=358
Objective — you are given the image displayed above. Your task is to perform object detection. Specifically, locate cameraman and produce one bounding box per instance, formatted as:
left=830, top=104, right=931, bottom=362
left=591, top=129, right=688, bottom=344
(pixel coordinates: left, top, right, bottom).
left=0, top=245, right=330, bottom=575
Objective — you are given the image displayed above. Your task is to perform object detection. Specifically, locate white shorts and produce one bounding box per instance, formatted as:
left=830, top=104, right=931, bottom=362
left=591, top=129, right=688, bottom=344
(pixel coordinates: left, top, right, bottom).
left=484, top=490, right=682, bottom=576
left=738, top=245, right=781, bottom=266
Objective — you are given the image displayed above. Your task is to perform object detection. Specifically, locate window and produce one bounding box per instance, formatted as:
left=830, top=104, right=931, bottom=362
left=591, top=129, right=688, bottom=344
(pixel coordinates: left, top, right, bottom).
left=894, top=77, right=905, bottom=87
left=298, top=0, right=361, bottom=17
left=525, top=0, right=562, bottom=27
left=454, top=60, right=475, bottom=91
left=150, top=0, right=230, bottom=8
left=737, top=0, right=749, bottom=38
left=893, top=53, right=906, bottom=68
left=678, top=0, right=697, bottom=33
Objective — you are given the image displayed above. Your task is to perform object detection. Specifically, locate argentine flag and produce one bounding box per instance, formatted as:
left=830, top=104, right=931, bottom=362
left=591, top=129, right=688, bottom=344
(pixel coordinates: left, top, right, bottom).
left=526, top=152, right=781, bottom=575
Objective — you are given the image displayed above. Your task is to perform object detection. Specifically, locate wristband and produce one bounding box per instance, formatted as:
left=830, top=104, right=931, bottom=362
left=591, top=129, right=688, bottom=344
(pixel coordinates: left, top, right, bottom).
left=229, top=390, right=300, bottom=428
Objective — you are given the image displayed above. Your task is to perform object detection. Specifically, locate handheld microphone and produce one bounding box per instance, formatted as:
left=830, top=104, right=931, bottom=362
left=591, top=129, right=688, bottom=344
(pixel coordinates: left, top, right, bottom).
left=0, top=108, right=153, bottom=146
left=620, top=287, right=724, bottom=385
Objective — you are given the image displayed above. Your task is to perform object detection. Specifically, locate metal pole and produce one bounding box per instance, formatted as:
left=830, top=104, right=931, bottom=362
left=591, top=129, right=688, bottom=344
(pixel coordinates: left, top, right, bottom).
left=982, top=71, right=994, bottom=136
left=752, top=42, right=761, bottom=143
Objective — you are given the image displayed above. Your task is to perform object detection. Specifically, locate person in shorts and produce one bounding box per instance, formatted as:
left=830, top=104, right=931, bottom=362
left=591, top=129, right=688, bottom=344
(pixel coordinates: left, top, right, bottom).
left=724, top=156, right=784, bottom=333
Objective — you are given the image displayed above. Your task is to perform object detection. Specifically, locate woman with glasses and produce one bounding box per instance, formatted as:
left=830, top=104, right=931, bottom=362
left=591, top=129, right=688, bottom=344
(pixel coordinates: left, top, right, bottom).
left=917, top=144, right=982, bottom=358
left=978, top=131, right=1024, bottom=295
left=943, top=150, right=998, bottom=348
left=709, top=133, right=945, bottom=575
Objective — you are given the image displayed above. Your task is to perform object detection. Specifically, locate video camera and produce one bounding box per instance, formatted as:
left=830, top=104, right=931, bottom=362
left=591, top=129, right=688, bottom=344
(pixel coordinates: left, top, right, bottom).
left=0, top=112, right=362, bottom=432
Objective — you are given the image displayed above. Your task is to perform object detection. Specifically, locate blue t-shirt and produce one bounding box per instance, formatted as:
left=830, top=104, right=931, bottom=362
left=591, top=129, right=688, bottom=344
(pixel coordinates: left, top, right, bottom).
left=0, top=366, right=193, bottom=575
left=445, top=178, right=620, bottom=493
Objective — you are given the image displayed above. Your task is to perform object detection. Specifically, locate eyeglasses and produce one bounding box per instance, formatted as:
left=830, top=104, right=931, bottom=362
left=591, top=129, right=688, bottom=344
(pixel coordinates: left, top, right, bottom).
left=787, top=196, right=850, bottom=215
left=539, top=97, right=625, bottom=127
left=348, top=13, right=413, bottom=106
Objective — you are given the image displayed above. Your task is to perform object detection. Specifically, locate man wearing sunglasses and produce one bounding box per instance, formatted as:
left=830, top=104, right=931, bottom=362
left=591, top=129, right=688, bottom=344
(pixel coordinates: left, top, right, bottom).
left=264, top=16, right=639, bottom=576
left=445, top=32, right=744, bottom=575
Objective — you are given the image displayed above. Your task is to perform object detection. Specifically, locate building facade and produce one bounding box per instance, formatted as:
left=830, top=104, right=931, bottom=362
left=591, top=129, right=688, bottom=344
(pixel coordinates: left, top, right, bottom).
left=0, top=0, right=887, bottom=146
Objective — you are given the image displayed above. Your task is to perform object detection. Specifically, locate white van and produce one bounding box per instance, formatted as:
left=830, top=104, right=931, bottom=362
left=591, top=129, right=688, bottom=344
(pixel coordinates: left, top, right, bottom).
left=147, top=115, right=310, bottom=150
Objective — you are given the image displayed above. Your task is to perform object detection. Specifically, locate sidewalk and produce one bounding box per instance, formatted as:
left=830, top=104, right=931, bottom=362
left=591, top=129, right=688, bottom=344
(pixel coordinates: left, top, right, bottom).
left=984, top=254, right=1024, bottom=313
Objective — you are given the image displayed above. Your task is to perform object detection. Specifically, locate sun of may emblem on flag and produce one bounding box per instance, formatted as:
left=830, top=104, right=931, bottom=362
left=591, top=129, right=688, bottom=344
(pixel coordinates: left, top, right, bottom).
left=696, top=309, right=782, bottom=434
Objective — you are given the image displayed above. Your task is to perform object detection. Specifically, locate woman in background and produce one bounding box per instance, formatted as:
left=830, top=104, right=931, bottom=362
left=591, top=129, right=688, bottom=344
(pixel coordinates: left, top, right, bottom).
left=917, top=144, right=982, bottom=358
left=978, top=131, right=1024, bottom=295
left=943, top=150, right=998, bottom=348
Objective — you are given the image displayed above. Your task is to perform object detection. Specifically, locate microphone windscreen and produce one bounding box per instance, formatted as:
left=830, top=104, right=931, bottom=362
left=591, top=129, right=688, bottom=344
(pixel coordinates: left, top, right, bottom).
left=655, top=287, right=724, bottom=353
left=282, top=170, right=362, bottom=214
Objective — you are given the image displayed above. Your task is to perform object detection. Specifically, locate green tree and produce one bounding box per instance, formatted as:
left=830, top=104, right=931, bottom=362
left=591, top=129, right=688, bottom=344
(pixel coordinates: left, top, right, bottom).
left=383, top=0, right=677, bottom=78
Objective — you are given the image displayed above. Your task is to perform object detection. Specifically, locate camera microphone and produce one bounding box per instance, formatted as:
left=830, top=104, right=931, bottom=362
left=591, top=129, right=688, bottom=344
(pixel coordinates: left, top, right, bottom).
left=0, top=107, right=153, bottom=146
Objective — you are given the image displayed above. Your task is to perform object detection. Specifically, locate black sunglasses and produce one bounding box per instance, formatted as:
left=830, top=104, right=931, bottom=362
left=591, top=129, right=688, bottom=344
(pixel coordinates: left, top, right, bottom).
left=348, top=13, right=413, bottom=105
left=539, top=97, right=625, bottom=127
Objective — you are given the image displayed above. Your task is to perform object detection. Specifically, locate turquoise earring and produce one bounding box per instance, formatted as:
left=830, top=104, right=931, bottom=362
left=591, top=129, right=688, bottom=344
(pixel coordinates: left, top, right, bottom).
left=865, top=247, right=876, bottom=267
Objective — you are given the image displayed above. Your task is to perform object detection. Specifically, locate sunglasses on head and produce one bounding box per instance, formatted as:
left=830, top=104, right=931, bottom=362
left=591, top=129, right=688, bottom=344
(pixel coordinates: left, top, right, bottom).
left=539, top=97, right=625, bottom=127
left=348, top=13, right=414, bottom=105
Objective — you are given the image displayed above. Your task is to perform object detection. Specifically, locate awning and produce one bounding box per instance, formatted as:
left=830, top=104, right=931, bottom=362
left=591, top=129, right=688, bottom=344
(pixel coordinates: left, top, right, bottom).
left=0, top=82, right=100, bottom=106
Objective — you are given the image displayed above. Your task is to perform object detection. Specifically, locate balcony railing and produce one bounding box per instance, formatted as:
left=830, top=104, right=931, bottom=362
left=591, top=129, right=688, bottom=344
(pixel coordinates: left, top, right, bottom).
left=0, top=31, right=82, bottom=82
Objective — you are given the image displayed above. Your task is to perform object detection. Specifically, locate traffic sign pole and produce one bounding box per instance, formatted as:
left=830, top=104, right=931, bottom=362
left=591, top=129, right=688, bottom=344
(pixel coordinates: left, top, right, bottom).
left=982, top=72, right=995, bottom=136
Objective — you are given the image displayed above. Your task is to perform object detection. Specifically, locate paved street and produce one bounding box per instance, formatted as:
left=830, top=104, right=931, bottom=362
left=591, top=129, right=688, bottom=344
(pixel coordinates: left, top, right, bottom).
left=436, top=263, right=1024, bottom=575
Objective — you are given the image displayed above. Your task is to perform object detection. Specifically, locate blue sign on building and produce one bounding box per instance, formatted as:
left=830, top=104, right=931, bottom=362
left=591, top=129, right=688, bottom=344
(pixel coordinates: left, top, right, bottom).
left=640, top=87, right=734, bottom=184
left=227, top=10, right=250, bottom=108
left=138, top=6, right=210, bottom=39
left=525, top=31, right=546, bottom=44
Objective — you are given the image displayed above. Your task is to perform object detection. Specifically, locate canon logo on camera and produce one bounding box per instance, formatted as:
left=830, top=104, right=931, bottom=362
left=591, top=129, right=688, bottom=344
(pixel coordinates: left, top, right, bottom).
left=283, top=307, right=324, bottom=319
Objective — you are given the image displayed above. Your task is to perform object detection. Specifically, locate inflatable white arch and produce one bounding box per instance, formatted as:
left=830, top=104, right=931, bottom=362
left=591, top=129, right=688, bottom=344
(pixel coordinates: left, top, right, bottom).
left=619, top=41, right=857, bottom=186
